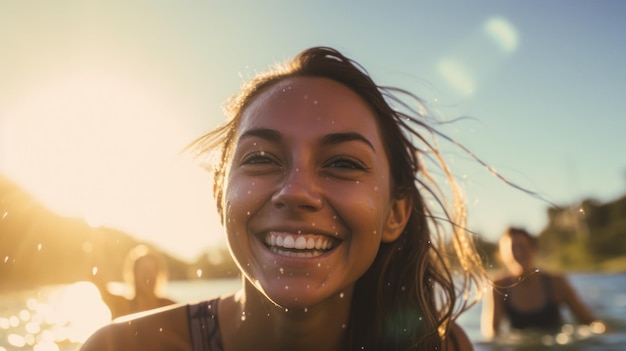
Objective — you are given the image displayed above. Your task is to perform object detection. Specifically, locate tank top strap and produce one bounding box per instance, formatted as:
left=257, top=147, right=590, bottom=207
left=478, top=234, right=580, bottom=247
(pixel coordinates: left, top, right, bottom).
left=188, top=299, right=223, bottom=351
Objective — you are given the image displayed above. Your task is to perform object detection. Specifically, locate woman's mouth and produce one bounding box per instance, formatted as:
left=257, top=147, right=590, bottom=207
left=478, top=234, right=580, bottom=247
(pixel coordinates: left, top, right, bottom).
left=264, top=232, right=336, bottom=258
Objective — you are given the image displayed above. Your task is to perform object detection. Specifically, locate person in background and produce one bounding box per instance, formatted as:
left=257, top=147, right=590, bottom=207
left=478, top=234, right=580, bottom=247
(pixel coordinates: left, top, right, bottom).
left=92, top=244, right=176, bottom=320
left=82, top=46, right=486, bottom=351
left=481, top=226, right=607, bottom=339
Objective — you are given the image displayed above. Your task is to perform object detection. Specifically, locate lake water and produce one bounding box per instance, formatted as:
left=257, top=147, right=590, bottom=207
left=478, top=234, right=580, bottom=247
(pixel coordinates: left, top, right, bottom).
left=1, top=273, right=625, bottom=350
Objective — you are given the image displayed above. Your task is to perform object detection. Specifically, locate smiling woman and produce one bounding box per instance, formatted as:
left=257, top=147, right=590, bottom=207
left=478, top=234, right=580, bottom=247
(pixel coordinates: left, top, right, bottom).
left=1, top=67, right=219, bottom=259
left=80, top=46, right=486, bottom=351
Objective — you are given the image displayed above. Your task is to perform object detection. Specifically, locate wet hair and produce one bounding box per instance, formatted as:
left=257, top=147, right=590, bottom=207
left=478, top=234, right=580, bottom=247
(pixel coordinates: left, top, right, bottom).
left=187, top=47, right=485, bottom=350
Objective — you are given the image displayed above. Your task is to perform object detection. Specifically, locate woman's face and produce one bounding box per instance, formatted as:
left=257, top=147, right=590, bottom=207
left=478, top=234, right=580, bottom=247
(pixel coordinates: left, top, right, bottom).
left=223, top=77, right=405, bottom=309
left=500, top=233, right=535, bottom=273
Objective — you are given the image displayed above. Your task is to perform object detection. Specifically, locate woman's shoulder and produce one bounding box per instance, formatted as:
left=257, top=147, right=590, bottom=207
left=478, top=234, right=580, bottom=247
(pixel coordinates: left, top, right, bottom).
left=81, top=303, right=192, bottom=351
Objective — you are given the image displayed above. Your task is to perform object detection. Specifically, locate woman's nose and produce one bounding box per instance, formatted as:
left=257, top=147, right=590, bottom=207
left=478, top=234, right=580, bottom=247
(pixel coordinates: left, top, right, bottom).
left=270, top=167, right=323, bottom=211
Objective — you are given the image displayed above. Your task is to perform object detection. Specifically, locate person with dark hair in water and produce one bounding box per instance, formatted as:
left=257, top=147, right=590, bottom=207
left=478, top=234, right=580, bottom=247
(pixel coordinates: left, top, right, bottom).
left=82, top=46, right=485, bottom=351
left=481, top=226, right=607, bottom=339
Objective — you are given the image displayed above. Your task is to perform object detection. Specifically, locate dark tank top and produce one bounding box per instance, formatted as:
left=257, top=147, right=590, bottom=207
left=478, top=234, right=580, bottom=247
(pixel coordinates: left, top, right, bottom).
left=503, top=274, right=563, bottom=331
left=188, top=299, right=223, bottom=351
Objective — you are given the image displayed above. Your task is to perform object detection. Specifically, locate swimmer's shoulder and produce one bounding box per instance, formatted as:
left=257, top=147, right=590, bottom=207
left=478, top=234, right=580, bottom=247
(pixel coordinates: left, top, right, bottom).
left=81, top=303, right=191, bottom=351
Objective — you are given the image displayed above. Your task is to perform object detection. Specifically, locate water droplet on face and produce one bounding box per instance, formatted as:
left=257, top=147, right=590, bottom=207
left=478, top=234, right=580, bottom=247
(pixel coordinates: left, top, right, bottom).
left=279, top=268, right=284, bottom=274
left=159, top=328, right=163, bottom=332
left=246, top=211, right=251, bottom=216
left=284, top=285, right=289, bottom=290
left=317, top=263, right=321, bottom=267
left=241, top=312, right=246, bottom=321
left=373, top=186, right=378, bottom=191
left=339, top=292, right=344, bottom=298
left=304, top=308, right=308, bottom=312
left=37, top=244, right=42, bottom=251
left=2, top=212, right=7, bottom=220
left=196, top=269, right=203, bottom=278
left=313, top=100, right=318, bottom=104
left=342, top=324, right=346, bottom=328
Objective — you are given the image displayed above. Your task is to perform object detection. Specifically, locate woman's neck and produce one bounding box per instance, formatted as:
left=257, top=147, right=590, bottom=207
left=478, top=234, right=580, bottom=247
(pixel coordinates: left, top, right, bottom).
left=220, top=283, right=352, bottom=351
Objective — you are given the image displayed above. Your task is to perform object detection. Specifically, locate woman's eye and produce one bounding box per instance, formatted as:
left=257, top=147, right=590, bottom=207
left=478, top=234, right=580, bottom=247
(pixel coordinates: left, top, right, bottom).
left=241, top=151, right=275, bottom=165
left=326, top=156, right=367, bottom=170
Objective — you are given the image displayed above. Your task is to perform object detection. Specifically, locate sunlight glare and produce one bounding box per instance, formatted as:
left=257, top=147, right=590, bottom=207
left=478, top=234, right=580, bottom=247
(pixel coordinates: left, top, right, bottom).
left=437, top=59, right=475, bottom=97
left=484, top=17, right=519, bottom=54
left=54, top=282, right=111, bottom=343
left=1, top=66, right=220, bottom=259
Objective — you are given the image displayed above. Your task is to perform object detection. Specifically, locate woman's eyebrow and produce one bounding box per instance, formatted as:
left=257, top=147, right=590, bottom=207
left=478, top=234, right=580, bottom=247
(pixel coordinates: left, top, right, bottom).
left=321, top=132, right=376, bottom=152
left=239, top=129, right=375, bottom=152
left=239, top=128, right=282, bottom=143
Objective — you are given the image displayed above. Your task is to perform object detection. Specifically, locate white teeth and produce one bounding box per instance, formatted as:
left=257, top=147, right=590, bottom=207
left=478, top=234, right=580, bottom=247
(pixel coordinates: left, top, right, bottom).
left=270, top=247, right=325, bottom=257
left=283, top=236, right=295, bottom=248
left=295, top=236, right=307, bottom=249
left=265, top=233, right=334, bottom=252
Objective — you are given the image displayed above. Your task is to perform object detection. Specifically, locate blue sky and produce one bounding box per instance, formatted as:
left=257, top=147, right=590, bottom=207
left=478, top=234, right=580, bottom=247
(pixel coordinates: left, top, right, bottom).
left=1, top=1, right=625, bottom=261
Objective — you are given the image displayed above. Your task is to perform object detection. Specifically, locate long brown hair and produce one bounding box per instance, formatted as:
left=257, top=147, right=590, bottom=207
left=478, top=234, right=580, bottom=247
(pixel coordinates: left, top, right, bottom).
left=188, top=46, right=485, bottom=350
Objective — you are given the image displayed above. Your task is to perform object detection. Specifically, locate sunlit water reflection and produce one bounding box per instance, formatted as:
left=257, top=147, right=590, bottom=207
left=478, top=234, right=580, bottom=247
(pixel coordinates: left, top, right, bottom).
left=0, top=282, right=110, bottom=351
